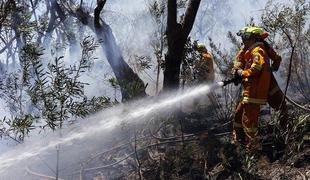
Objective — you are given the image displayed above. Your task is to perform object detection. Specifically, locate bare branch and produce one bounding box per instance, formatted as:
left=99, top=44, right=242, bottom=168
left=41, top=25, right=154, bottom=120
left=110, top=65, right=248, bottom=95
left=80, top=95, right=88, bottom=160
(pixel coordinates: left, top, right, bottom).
left=134, top=132, right=143, bottom=180
left=70, top=138, right=199, bottom=174
left=0, top=36, right=17, bottom=54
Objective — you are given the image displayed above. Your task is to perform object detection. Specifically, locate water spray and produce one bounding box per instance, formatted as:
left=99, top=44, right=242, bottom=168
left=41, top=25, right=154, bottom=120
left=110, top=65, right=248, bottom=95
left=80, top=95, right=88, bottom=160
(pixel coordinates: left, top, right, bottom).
left=0, top=82, right=225, bottom=175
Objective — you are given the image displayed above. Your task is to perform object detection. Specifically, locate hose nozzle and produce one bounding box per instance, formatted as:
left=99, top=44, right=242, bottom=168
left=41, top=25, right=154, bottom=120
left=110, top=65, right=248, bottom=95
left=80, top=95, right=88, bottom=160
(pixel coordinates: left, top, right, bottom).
left=221, top=75, right=242, bottom=87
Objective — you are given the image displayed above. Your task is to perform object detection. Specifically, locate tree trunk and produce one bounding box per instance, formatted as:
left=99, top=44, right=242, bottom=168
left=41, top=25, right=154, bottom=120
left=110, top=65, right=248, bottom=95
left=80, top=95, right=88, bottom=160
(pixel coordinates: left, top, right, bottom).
left=70, top=2, right=146, bottom=101
left=11, top=1, right=25, bottom=68
left=96, top=23, right=146, bottom=100
left=163, top=0, right=201, bottom=91
left=42, top=0, right=55, bottom=48
left=163, top=26, right=186, bottom=89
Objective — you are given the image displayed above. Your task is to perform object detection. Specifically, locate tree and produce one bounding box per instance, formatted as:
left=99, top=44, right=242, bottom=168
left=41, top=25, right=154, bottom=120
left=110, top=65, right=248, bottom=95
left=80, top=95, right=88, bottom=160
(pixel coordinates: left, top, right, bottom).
left=0, top=0, right=147, bottom=101
left=61, top=0, right=147, bottom=101
left=163, top=0, right=201, bottom=90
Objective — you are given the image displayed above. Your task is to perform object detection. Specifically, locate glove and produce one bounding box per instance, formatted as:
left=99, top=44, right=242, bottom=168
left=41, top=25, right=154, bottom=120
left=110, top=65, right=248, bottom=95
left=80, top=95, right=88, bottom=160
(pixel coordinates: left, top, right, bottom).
left=231, top=68, right=237, bottom=76
left=271, top=63, right=279, bottom=72
left=236, top=69, right=243, bottom=77
left=233, top=70, right=243, bottom=86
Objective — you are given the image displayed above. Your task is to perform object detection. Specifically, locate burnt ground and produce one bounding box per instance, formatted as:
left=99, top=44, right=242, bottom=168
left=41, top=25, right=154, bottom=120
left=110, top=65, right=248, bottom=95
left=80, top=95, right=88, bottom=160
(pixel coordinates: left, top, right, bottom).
left=80, top=107, right=310, bottom=180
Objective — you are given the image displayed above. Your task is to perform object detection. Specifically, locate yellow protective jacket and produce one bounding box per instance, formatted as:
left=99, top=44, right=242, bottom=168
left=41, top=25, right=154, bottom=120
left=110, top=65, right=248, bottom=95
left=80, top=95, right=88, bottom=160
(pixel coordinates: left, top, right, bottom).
left=234, top=42, right=271, bottom=104
left=194, top=51, right=215, bottom=82
left=234, top=44, right=281, bottom=70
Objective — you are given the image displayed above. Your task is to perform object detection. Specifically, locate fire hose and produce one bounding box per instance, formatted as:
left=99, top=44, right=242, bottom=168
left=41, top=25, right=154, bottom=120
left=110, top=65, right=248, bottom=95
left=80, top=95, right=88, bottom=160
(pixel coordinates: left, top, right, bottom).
left=221, top=75, right=310, bottom=112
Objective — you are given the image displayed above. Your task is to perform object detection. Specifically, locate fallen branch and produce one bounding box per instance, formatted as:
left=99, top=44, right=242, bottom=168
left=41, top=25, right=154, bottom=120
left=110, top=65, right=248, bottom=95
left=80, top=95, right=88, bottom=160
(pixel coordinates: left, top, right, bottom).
left=134, top=132, right=143, bottom=180
left=297, top=170, right=307, bottom=180
left=0, top=36, right=17, bottom=54
left=149, top=127, right=196, bottom=141
left=286, top=95, right=310, bottom=112
left=149, top=120, right=232, bottom=141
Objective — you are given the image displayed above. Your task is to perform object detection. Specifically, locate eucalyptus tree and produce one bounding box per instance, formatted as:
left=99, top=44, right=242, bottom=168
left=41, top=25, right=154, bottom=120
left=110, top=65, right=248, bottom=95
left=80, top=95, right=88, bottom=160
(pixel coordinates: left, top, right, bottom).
left=164, top=0, right=201, bottom=90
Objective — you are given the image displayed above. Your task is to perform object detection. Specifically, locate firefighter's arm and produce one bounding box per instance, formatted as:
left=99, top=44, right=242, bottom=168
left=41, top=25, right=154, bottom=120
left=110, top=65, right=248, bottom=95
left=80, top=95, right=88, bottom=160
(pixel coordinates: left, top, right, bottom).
left=241, top=50, right=265, bottom=78
left=267, top=47, right=282, bottom=71
left=233, top=50, right=245, bottom=70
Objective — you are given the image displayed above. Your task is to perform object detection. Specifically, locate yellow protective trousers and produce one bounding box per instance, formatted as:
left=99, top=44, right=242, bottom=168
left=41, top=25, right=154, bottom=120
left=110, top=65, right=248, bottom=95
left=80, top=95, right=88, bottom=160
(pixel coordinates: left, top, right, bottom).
left=233, top=102, right=260, bottom=141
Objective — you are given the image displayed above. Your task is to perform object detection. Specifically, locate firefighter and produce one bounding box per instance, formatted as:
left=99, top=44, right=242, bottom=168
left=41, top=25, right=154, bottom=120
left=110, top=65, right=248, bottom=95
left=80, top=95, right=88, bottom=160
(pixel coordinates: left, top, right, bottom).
left=193, top=43, right=218, bottom=108
left=181, top=43, right=215, bottom=113
left=232, top=26, right=272, bottom=152
left=232, top=27, right=288, bottom=150
left=194, top=43, right=215, bottom=83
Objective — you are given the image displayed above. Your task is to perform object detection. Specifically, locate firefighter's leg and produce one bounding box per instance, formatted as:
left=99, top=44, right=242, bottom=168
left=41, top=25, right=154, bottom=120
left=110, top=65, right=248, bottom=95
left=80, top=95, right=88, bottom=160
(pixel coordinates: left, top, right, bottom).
left=242, top=103, right=260, bottom=153
left=233, top=101, right=245, bottom=143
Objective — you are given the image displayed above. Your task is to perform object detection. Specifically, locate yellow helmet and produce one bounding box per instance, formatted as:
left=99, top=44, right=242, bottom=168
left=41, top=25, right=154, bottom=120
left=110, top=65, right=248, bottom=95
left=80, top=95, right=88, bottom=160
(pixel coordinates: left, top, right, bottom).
left=196, top=43, right=206, bottom=50
left=237, top=26, right=269, bottom=39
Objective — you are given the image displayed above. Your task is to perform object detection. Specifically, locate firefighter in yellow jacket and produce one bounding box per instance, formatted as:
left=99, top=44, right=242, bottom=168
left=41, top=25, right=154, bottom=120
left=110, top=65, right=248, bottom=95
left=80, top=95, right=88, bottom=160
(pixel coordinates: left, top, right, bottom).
left=194, top=43, right=215, bottom=83
left=233, top=27, right=288, bottom=151
left=194, top=44, right=218, bottom=107
left=232, top=26, right=272, bottom=152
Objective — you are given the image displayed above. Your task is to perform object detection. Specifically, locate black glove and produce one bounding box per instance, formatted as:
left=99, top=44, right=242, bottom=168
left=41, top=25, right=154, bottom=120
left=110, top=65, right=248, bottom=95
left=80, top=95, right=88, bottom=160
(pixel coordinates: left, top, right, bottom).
left=233, top=70, right=243, bottom=86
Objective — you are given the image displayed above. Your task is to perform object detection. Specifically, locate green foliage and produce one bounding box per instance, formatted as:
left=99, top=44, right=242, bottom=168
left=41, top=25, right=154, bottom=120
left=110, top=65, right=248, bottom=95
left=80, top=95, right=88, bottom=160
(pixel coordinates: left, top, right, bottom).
left=119, top=79, right=146, bottom=100
left=108, top=77, right=119, bottom=88
left=0, top=73, right=24, bottom=115
left=129, top=55, right=152, bottom=73
left=70, top=96, right=112, bottom=118
left=244, top=154, right=259, bottom=175
left=108, top=77, right=120, bottom=101
left=0, top=0, right=15, bottom=27
left=183, top=39, right=201, bottom=66
left=9, top=3, right=37, bottom=43
left=0, top=36, right=112, bottom=140
left=180, top=39, right=201, bottom=85
left=2, top=115, right=36, bottom=141
left=135, top=55, right=152, bottom=71
left=285, top=109, right=309, bottom=154
left=177, top=0, right=188, bottom=9
left=149, top=0, right=166, bottom=23
left=20, top=37, right=106, bottom=129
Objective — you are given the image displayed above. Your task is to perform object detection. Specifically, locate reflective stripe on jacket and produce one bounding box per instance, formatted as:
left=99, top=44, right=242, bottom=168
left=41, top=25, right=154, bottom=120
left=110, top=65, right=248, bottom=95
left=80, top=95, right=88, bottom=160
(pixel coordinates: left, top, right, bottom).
left=238, top=42, right=271, bottom=104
